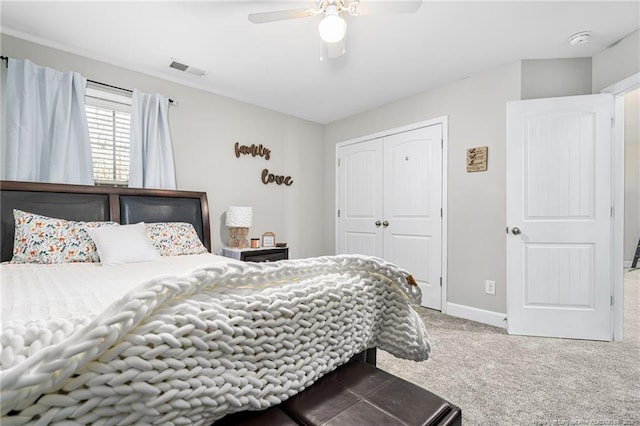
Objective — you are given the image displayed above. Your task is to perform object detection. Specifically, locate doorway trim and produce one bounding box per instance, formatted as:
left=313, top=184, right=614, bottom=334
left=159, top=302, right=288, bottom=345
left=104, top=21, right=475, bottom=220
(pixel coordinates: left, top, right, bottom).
left=334, top=116, right=449, bottom=312
left=602, top=72, right=640, bottom=341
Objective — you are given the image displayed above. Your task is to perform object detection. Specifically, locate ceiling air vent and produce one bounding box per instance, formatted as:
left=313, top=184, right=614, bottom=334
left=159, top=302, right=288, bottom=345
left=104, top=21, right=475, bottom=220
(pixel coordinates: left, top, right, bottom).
left=169, top=59, right=206, bottom=77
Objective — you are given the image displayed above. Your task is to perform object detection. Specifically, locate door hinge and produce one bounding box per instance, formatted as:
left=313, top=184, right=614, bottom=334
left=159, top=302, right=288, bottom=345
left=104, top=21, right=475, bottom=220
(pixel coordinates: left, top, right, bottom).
left=611, top=117, right=615, bottom=128
left=611, top=206, right=614, bottom=218
left=611, top=295, right=614, bottom=306
left=337, top=209, right=341, bottom=218
left=440, top=208, right=443, bottom=218
left=439, top=277, right=442, bottom=287
left=337, top=158, right=341, bottom=167
left=441, top=138, right=443, bottom=149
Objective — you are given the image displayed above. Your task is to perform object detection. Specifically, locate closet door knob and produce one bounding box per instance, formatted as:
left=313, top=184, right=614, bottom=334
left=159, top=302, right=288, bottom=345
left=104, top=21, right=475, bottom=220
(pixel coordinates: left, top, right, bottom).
left=375, top=221, right=382, bottom=227
left=383, top=221, right=389, bottom=227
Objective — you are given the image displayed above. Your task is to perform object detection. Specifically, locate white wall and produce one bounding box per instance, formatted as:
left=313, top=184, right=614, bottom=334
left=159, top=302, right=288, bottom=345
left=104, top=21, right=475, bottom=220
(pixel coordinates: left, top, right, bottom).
left=624, top=89, right=640, bottom=264
left=324, top=61, right=522, bottom=314
left=0, top=34, right=326, bottom=259
left=521, top=58, right=592, bottom=99
left=592, top=29, right=640, bottom=93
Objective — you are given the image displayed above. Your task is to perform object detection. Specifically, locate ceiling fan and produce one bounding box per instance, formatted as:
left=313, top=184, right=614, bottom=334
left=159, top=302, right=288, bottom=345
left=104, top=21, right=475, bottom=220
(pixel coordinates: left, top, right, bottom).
left=248, top=1, right=423, bottom=59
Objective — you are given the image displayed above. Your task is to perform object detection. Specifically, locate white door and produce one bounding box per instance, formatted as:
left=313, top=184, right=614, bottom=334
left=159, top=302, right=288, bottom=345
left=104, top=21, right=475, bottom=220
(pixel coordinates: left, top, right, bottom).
left=383, top=126, right=443, bottom=309
left=337, top=124, right=443, bottom=309
left=336, top=138, right=384, bottom=257
left=506, top=94, right=613, bottom=341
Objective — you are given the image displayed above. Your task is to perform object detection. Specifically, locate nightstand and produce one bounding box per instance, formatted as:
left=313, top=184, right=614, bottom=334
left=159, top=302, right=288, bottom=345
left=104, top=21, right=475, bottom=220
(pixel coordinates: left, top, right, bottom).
left=221, top=246, right=289, bottom=263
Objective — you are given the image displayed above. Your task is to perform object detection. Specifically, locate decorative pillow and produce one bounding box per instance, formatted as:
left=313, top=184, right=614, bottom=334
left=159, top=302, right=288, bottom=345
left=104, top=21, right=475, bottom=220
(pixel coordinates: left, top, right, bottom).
left=145, top=222, right=208, bottom=256
left=87, top=222, right=160, bottom=266
left=11, top=210, right=119, bottom=264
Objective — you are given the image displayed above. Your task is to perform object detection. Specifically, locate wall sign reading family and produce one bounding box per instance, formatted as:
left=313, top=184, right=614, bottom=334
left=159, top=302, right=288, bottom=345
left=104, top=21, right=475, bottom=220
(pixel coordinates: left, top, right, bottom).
left=234, top=142, right=271, bottom=160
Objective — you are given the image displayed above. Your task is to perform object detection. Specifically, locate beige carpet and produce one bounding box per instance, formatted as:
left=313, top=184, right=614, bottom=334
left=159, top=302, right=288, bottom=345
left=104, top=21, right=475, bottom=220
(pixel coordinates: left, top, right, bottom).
left=377, top=270, right=640, bottom=425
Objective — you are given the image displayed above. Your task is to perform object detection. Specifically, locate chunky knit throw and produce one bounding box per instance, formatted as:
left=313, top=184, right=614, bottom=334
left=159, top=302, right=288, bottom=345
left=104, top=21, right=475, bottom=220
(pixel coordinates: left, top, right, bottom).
left=1, top=255, right=430, bottom=425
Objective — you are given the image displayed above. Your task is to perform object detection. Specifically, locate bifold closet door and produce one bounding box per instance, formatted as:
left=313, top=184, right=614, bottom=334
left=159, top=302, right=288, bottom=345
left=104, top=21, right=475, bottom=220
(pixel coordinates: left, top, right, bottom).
left=383, top=125, right=443, bottom=309
left=337, top=124, right=443, bottom=309
left=336, top=138, right=384, bottom=257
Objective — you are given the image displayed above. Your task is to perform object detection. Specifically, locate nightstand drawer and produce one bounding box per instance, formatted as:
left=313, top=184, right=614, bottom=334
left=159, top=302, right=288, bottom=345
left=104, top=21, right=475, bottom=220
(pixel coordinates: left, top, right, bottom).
left=242, top=248, right=288, bottom=262
left=221, top=247, right=289, bottom=263
left=242, top=250, right=289, bottom=262
left=240, top=248, right=289, bottom=262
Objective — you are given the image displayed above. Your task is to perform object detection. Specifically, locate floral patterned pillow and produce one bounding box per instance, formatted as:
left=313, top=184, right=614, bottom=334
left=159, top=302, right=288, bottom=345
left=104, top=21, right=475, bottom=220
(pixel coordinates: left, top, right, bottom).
left=11, top=210, right=119, bottom=264
left=145, top=222, right=208, bottom=256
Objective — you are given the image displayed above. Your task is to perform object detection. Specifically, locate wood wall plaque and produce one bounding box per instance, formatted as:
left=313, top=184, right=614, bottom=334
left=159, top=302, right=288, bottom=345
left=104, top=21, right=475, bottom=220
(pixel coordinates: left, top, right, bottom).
left=467, top=146, right=488, bottom=172
left=233, top=141, right=294, bottom=186
left=235, top=142, right=271, bottom=160
left=261, top=169, right=293, bottom=186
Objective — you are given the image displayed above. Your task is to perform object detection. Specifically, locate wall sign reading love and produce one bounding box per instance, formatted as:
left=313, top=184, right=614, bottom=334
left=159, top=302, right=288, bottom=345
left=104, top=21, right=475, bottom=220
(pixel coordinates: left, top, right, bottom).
left=262, top=169, right=293, bottom=186
left=233, top=142, right=294, bottom=187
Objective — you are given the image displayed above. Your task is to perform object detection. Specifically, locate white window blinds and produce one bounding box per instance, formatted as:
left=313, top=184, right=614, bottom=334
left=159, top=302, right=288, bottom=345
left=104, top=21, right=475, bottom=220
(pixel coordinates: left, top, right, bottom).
left=85, top=85, right=131, bottom=185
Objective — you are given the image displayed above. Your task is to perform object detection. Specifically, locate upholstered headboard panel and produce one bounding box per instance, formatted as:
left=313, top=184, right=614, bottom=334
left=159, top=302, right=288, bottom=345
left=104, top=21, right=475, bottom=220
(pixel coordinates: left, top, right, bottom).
left=0, top=181, right=211, bottom=262
left=120, top=196, right=205, bottom=240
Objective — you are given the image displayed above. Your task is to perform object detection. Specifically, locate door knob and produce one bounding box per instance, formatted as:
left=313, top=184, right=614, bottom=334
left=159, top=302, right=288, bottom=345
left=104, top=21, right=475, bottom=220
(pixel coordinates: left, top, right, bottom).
left=511, top=227, right=521, bottom=235
left=383, top=220, right=389, bottom=227
left=375, top=220, right=382, bottom=227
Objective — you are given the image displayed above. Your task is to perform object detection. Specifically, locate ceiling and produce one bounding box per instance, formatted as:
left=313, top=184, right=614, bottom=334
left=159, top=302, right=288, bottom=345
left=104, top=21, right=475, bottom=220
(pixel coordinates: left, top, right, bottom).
left=1, top=1, right=639, bottom=124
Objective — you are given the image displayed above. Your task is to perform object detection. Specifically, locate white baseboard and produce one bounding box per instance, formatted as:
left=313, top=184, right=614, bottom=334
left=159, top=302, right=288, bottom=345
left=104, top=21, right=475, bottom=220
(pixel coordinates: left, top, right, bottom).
left=446, top=302, right=507, bottom=329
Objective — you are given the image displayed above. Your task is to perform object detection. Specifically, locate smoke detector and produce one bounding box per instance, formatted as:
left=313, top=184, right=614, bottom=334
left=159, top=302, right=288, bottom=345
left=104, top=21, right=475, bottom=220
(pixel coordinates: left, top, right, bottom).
left=169, top=59, right=206, bottom=77
left=568, top=31, right=591, bottom=46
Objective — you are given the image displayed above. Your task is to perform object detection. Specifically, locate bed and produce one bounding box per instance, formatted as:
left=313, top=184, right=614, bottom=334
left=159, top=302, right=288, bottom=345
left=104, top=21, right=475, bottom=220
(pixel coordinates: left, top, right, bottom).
left=0, top=180, right=430, bottom=425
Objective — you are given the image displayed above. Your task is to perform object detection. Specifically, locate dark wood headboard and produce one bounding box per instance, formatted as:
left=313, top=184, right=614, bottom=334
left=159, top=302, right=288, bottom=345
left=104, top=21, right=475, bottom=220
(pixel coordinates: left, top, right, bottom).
left=0, top=180, right=211, bottom=262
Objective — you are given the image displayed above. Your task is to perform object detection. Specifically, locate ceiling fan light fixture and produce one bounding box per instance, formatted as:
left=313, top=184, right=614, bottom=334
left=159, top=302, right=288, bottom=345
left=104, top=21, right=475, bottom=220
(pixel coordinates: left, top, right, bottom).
left=318, top=10, right=346, bottom=43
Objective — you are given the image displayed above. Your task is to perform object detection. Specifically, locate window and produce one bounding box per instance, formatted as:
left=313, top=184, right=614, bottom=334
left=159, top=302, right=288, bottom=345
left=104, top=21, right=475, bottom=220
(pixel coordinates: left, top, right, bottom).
left=85, top=85, right=131, bottom=185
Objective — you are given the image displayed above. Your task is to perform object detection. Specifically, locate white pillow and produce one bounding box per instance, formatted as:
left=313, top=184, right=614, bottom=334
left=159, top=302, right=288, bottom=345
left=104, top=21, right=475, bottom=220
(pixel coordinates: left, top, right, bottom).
left=88, top=222, right=160, bottom=265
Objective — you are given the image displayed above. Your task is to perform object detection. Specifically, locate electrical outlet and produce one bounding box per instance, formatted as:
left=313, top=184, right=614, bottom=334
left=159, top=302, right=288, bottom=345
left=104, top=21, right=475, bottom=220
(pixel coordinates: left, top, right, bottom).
left=485, top=280, right=496, bottom=295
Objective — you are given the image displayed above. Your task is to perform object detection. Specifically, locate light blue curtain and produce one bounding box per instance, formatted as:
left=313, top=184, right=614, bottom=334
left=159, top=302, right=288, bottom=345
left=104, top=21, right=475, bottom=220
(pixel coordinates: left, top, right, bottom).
left=2, top=58, right=93, bottom=184
left=129, top=89, right=176, bottom=189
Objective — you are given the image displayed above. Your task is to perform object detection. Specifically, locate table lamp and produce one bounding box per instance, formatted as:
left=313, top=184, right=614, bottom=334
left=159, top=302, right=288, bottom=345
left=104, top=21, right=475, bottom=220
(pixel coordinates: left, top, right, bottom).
left=226, top=206, right=252, bottom=249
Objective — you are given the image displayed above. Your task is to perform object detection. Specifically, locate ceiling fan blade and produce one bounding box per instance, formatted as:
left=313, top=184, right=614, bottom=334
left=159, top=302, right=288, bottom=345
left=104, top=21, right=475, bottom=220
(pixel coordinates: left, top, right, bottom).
left=326, top=38, right=346, bottom=59
left=347, top=0, right=422, bottom=16
left=248, top=8, right=316, bottom=24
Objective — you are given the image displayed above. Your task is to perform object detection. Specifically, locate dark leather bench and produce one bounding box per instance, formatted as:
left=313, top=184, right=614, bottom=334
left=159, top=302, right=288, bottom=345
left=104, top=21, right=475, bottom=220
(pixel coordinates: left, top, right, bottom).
left=214, top=354, right=461, bottom=426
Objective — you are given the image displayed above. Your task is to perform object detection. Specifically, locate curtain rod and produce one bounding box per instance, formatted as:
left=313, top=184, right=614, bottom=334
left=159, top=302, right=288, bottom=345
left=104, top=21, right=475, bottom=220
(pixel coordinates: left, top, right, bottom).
left=87, top=79, right=174, bottom=104
left=0, top=56, right=174, bottom=104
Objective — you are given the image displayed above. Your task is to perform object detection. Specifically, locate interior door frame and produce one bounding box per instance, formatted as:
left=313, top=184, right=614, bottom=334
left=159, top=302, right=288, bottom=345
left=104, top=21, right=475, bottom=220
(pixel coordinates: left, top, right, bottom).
left=602, top=72, right=640, bottom=341
left=335, top=116, right=449, bottom=312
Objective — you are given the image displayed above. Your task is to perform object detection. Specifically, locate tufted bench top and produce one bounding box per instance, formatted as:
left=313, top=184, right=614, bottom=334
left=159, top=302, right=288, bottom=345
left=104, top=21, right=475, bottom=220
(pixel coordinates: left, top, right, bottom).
left=214, top=360, right=461, bottom=426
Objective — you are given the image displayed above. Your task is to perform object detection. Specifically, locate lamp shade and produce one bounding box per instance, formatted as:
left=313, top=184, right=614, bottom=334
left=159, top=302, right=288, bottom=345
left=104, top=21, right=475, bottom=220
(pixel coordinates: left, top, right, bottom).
left=226, top=206, right=252, bottom=227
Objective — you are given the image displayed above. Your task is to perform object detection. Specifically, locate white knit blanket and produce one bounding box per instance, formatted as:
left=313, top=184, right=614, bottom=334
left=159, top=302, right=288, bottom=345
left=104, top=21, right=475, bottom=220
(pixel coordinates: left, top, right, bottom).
left=1, top=255, right=430, bottom=425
